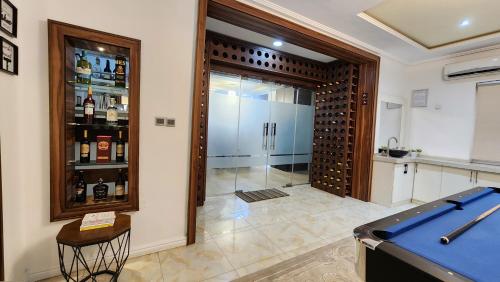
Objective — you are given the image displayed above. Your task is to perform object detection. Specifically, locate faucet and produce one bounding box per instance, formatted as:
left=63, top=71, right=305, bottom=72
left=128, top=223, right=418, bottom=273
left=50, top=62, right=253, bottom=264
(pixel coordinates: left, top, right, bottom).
left=386, top=137, right=398, bottom=157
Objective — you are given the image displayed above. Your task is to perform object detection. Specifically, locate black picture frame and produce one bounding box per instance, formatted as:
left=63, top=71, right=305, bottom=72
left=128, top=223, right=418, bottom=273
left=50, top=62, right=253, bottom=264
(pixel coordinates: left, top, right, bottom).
left=0, top=36, right=18, bottom=75
left=0, top=0, right=17, bottom=38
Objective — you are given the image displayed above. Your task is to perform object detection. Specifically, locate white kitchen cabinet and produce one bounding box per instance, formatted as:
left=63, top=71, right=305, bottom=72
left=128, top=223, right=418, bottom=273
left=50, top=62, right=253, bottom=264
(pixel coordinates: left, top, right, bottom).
left=371, top=161, right=415, bottom=207
left=413, top=164, right=442, bottom=203
left=476, top=171, right=500, bottom=188
left=440, top=167, right=474, bottom=198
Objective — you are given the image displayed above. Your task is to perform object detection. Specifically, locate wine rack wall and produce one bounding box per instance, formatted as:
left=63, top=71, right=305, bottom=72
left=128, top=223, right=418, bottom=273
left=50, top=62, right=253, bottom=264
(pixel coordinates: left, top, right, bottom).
left=195, top=32, right=363, bottom=206
left=206, top=32, right=328, bottom=84
left=196, top=47, right=211, bottom=206
left=311, top=61, right=359, bottom=197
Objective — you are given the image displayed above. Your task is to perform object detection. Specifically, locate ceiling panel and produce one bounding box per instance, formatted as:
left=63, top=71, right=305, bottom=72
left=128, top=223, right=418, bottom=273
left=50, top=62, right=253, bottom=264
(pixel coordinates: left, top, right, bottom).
left=365, top=0, right=500, bottom=48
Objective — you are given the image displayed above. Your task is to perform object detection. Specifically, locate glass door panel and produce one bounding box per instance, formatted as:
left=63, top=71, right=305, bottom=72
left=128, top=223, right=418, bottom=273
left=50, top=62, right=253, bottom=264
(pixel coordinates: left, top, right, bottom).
left=235, top=78, right=271, bottom=192
left=267, top=86, right=297, bottom=188
left=206, top=72, right=241, bottom=196
left=292, top=88, right=315, bottom=185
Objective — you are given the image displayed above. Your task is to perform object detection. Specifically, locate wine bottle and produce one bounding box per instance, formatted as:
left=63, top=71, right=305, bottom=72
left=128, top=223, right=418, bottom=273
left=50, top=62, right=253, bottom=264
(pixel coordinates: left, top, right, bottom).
left=106, top=97, right=118, bottom=125
left=83, top=87, right=95, bottom=124
left=75, top=50, right=92, bottom=84
left=115, top=169, right=125, bottom=200
left=93, top=178, right=109, bottom=201
left=80, top=129, right=90, bottom=163
left=116, top=130, right=125, bottom=162
left=75, top=171, right=87, bottom=203
left=103, top=59, right=112, bottom=80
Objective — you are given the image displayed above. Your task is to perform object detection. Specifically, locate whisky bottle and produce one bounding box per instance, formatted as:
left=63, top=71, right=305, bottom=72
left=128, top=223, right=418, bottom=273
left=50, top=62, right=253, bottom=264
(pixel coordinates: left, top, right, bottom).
left=75, top=51, right=92, bottom=84
left=114, top=55, right=127, bottom=88
left=93, top=178, right=109, bottom=201
left=106, top=97, right=118, bottom=125
left=80, top=129, right=90, bottom=163
left=75, top=171, right=87, bottom=203
left=115, top=169, right=125, bottom=200
left=83, top=87, right=95, bottom=124
left=116, top=130, right=125, bottom=162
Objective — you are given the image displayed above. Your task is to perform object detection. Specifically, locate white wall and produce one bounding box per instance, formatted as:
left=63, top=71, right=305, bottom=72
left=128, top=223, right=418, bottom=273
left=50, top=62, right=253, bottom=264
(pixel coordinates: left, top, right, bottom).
left=0, top=0, right=198, bottom=280
left=405, top=48, right=500, bottom=160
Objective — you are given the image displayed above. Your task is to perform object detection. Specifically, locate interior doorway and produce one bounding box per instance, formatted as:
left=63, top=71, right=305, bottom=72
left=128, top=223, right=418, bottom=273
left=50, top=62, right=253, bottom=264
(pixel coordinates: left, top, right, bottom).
left=206, top=72, right=315, bottom=196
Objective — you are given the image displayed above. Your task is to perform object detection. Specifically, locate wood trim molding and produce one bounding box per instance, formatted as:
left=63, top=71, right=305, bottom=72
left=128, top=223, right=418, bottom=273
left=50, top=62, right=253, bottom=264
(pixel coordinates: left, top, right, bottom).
left=187, top=0, right=209, bottom=245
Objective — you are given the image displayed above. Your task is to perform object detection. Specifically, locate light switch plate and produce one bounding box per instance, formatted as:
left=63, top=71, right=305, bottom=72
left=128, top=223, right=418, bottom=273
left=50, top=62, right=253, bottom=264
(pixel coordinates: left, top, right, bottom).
left=155, top=117, right=166, bottom=126
left=166, top=118, right=176, bottom=127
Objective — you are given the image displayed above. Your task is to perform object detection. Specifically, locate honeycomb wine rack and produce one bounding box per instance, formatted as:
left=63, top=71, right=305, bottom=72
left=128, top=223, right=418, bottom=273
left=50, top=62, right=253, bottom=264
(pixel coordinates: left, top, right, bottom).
left=311, top=61, right=359, bottom=197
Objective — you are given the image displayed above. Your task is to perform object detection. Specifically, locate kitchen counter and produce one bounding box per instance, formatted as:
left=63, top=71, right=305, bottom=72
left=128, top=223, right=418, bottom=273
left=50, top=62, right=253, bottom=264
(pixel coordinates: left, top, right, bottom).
left=373, top=154, right=500, bottom=174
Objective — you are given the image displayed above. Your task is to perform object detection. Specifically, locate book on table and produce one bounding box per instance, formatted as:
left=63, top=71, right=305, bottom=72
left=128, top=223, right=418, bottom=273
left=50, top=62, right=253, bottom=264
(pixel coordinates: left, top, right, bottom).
left=80, top=211, right=116, bottom=231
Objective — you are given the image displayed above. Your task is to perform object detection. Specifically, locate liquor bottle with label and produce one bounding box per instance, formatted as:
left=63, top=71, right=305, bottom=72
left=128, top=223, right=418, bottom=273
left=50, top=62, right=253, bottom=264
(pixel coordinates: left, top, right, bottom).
left=102, top=59, right=112, bottom=80
left=116, top=130, right=125, bottom=162
left=93, top=178, right=109, bottom=201
left=80, top=129, right=90, bottom=163
left=115, top=169, right=125, bottom=200
left=75, top=50, right=92, bottom=84
left=74, top=171, right=87, bottom=203
left=114, top=55, right=127, bottom=88
left=92, top=56, right=102, bottom=79
left=83, top=86, right=95, bottom=124
left=106, top=97, right=118, bottom=125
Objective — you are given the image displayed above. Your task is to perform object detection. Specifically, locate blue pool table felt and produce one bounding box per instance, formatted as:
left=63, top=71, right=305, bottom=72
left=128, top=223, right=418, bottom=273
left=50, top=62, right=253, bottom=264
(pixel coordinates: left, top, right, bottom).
left=385, top=188, right=500, bottom=282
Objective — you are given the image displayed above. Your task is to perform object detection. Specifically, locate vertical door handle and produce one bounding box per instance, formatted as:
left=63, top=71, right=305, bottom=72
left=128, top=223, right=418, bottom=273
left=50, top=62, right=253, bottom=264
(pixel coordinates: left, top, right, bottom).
left=470, top=170, right=473, bottom=183
left=475, top=171, right=478, bottom=185
left=271, top=122, right=277, bottom=150
left=404, top=164, right=408, bottom=174
left=262, top=122, right=269, bottom=150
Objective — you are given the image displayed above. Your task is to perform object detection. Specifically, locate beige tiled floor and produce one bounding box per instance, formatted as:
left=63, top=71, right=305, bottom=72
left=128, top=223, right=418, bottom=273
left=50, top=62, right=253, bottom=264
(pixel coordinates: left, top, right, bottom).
left=42, top=185, right=416, bottom=282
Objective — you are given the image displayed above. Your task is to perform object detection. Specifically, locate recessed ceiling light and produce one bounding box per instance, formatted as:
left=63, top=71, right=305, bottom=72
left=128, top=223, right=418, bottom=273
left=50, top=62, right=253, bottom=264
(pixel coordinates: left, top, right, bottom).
left=97, top=46, right=105, bottom=52
left=273, top=40, right=283, bottom=47
left=459, top=19, right=470, bottom=27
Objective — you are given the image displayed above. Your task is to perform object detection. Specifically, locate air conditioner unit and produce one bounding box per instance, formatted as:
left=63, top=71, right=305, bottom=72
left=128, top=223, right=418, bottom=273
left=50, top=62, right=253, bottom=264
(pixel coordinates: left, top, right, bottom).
left=443, top=57, right=500, bottom=80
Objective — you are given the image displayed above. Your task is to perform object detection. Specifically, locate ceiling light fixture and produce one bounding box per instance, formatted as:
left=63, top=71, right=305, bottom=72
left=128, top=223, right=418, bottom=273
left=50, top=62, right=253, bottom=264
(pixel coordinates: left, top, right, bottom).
left=273, top=40, right=283, bottom=47
left=97, top=46, right=105, bottom=52
left=459, top=19, right=470, bottom=27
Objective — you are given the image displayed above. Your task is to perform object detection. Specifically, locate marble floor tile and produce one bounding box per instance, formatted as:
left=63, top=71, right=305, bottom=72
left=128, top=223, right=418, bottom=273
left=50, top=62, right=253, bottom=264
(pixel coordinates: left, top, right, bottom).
left=119, top=253, right=163, bottom=282
left=158, top=241, right=233, bottom=282
left=256, top=221, right=321, bottom=252
left=202, top=271, right=240, bottom=282
left=235, top=255, right=284, bottom=277
left=214, top=229, right=283, bottom=269
left=198, top=217, right=252, bottom=237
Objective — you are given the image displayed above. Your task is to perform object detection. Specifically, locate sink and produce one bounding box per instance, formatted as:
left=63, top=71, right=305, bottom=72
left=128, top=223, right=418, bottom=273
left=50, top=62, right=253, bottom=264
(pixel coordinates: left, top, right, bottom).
left=389, top=149, right=409, bottom=158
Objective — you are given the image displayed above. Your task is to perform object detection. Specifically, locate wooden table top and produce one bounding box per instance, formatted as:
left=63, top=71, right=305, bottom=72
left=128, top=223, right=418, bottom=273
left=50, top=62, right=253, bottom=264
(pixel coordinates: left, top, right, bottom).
left=56, top=214, right=130, bottom=247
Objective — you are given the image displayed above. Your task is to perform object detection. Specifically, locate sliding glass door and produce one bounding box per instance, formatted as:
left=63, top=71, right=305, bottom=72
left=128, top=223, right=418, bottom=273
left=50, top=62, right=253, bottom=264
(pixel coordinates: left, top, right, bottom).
left=206, top=71, right=314, bottom=196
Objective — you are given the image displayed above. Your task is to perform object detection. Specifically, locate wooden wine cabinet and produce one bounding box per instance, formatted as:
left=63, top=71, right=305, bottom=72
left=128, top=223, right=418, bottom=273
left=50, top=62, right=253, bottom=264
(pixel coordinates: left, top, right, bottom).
left=311, top=62, right=359, bottom=197
left=48, top=20, right=141, bottom=221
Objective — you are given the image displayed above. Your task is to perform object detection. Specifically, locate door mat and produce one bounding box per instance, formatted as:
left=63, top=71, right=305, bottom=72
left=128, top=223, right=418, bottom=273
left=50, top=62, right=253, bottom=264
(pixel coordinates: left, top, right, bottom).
left=235, top=189, right=289, bottom=203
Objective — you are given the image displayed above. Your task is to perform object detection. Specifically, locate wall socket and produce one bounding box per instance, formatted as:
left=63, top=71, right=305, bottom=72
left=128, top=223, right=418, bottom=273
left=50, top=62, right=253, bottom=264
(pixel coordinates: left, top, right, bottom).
left=166, top=118, right=176, bottom=127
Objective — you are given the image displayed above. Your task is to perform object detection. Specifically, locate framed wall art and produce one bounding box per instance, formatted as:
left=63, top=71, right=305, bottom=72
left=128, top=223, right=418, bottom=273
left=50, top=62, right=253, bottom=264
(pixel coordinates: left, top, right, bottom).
left=1, top=36, right=17, bottom=74
left=0, top=0, right=17, bottom=37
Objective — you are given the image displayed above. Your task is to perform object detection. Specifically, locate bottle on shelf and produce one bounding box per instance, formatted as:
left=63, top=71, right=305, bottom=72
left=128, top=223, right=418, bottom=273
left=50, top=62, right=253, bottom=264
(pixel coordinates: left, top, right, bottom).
left=116, top=130, right=125, bottom=162
left=74, top=171, right=87, bottom=203
left=80, top=129, right=90, bottom=163
left=75, top=50, right=92, bottom=84
left=75, top=96, right=82, bottom=107
left=83, top=86, right=95, bottom=124
left=92, top=56, right=102, bottom=79
left=114, top=55, right=127, bottom=88
left=93, top=178, right=109, bottom=201
left=115, top=169, right=126, bottom=200
left=106, top=97, right=118, bottom=125
left=102, top=59, right=113, bottom=80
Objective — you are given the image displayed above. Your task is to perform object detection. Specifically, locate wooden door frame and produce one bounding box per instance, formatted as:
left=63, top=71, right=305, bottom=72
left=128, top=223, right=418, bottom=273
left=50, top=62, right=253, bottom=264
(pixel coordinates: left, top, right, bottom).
left=187, top=0, right=380, bottom=244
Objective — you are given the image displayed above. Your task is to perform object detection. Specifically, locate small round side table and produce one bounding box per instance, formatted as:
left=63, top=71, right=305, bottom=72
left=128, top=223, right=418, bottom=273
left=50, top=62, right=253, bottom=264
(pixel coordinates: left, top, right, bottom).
left=56, top=214, right=131, bottom=282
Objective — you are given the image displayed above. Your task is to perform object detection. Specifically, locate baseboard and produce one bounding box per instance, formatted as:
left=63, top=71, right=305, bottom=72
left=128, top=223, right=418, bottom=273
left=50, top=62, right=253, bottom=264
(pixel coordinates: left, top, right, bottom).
left=27, top=236, right=187, bottom=281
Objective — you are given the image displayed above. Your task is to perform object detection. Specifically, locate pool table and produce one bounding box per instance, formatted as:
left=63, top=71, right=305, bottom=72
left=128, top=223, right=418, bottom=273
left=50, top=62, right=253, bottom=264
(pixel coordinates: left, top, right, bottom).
left=354, top=186, right=500, bottom=282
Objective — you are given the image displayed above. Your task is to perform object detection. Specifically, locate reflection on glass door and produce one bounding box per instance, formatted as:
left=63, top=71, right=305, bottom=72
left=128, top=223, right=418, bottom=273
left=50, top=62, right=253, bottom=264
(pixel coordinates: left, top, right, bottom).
left=206, top=71, right=315, bottom=196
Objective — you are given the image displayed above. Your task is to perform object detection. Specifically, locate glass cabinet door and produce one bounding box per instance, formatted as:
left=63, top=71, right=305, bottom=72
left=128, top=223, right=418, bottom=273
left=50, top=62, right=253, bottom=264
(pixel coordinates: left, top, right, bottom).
left=65, top=37, right=131, bottom=208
